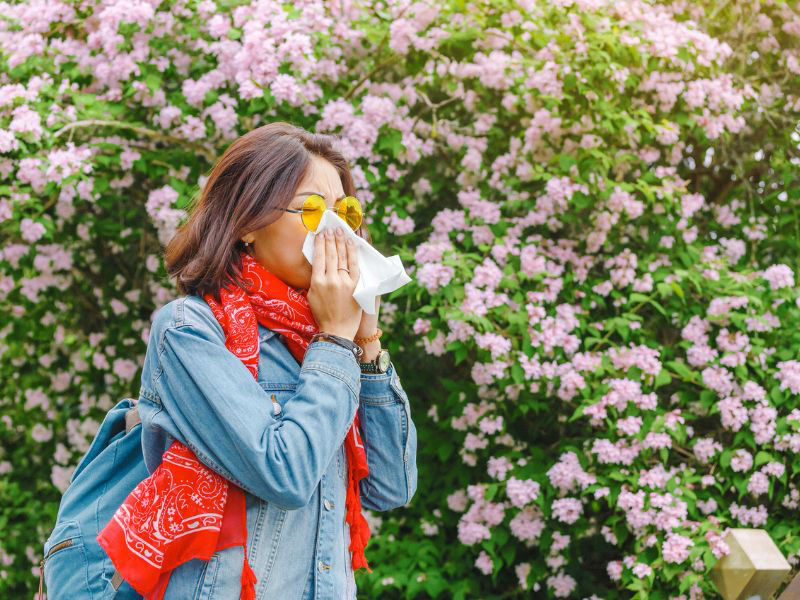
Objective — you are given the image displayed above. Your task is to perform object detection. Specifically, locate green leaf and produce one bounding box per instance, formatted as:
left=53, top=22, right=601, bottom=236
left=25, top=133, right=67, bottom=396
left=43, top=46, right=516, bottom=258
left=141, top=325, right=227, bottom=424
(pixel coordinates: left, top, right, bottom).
left=511, top=363, right=524, bottom=384
left=654, top=369, right=671, bottom=388
left=755, top=451, right=773, bottom=467
left=145, top=73, right=162, bottom=93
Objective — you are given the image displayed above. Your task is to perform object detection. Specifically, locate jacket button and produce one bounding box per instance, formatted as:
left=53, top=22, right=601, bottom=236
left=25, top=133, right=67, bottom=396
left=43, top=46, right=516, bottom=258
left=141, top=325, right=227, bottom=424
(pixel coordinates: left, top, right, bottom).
left=318, top=560, right=330, bottom=571
left=324, top=499, right=333, bottom=510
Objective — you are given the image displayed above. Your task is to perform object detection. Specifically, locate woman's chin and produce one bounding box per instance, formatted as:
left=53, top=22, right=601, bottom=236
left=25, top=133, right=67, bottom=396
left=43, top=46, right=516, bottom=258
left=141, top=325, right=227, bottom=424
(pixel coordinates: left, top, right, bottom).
left=289, top=274, right=312, bottom=292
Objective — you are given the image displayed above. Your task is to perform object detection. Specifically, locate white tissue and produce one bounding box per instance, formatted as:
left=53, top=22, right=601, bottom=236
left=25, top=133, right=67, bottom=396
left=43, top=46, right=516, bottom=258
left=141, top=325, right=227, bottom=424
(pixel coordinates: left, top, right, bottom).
left=301, top=210, right=412, bottom=315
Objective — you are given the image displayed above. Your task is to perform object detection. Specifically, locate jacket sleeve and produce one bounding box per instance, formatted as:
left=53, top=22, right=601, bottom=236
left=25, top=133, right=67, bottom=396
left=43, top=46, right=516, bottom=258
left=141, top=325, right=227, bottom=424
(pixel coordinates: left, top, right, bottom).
left=151, top=322, right=361, bottom=510
left=356, top=362, right=418, bottom=511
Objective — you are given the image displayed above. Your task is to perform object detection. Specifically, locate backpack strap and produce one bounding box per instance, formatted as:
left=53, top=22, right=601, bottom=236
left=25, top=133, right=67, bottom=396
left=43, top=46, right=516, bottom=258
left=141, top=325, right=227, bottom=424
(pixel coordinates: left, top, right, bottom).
left=110, top=404, right=141, bottom=593
left=111, top=570, right=125, bottom=591
left=125, top=406, right=141, bottom=434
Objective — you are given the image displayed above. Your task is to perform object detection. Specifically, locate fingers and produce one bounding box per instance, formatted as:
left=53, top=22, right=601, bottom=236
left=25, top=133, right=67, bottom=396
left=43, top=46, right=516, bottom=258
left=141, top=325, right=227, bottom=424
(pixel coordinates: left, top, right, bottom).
left=324, top=228, right=337, bottom=276
left=334, top=227, right=347, bottom=272
left=346, top=235, right=359, bottom=284
left=312, top=227, right=325, bottom=282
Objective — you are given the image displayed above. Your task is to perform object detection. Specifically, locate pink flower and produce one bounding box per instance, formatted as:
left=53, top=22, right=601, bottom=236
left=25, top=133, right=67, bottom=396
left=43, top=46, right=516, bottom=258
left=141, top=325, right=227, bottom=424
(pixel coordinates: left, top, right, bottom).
left=763, top=264, right=794, bottom=290
left=447, top=490, right=468, bottom=512
left=0, top=129, right=19, bottom=153
left=618, top=416, right=643, bottom=436
left=474, top=550, right=493, bottom=575
left=487, top=456, right=512, bottom=480
left=206, top=14, right=230, bottom=38
left=113, top=358, right=139, bottom=380
left=412, top=318, right=431, bottom=334
left=119, top=149, right=141, bottom=170
left=693, top=438, right=722, bottom=463
left=546, top=572, right=576, bottom=598
left=31, top=423, right=53, bottom=442
left=270, top=73, right=306, bottom=106
left=776, top=361, right=800, bottom=395
left=51, top=464, right=76, bottom=493
left=457, top=521, right=491, bottom=545
left=551, top=498, right=582, bottom=524
left=414, top=240, right=452, bottom=264
left=607, top=561, right=623, bottom=581
left=20, top=218, right=46, bottom=242
left=175, top=115, right=206, bottom=141
left=9, top=105, right=43, bottom=139
left=731, top=449, right=753, bottom=472
left=547, top=452, right=595, bottom=493
left=747, top=472, right=770, bottom=496
left=389, top=19, right=418, bottom=55
left=416, top=263, right=454, bottom=293
left=385, top=210, right=415, bottom=235
left=472, top=258, right=503, bottom=289
left=750, top=404, right=777, bottom=444
left=730, top=503, right=768, bottom=527
left=705, top=530, right=730, bottom=559
left=475, top=332, right=511, bottom=359
left=509, top=507, right=544, bottom=542
left=479, top=415, right=504, bottom=435
left=515, top=562, right=531, bottom=590
left=662, top=533, right=693, bottom=563
left=506, top=477, right=541, bottom=508
left=431, top=208, right=466, bottom=237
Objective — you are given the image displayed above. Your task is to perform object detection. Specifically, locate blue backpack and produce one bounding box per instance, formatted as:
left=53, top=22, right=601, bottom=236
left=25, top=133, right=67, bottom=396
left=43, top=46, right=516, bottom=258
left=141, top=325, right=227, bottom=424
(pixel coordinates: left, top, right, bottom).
left=39, top=398, right=149, bottom=600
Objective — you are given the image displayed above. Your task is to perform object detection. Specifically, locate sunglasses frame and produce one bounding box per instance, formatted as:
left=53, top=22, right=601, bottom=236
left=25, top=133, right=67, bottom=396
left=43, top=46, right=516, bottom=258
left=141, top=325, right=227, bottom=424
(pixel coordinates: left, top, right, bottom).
left=276, top=193, right=364, bottom=233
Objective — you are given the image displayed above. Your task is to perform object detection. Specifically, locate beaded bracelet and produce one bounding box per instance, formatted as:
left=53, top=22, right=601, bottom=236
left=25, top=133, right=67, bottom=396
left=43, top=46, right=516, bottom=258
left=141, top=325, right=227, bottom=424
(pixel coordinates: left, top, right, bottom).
left=354, top=327, right=382, bottom=344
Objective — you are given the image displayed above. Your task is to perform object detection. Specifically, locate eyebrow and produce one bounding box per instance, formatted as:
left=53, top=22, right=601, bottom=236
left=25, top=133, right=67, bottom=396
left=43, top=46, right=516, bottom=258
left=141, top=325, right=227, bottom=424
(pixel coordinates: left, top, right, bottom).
left=294, top=191, right=348, bottom=202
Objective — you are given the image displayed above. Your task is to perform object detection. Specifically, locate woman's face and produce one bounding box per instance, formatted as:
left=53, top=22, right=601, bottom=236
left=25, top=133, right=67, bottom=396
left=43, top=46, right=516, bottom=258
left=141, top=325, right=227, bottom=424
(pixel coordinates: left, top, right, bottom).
left=242, top=154, right=346, bottom=291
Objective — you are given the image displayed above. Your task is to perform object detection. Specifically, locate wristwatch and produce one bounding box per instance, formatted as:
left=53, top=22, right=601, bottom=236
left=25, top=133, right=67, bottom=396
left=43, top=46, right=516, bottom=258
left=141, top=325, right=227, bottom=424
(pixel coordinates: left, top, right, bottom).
left=310, top=332, right=364, bottom=361
left=360, top=349, right=391, bottom=374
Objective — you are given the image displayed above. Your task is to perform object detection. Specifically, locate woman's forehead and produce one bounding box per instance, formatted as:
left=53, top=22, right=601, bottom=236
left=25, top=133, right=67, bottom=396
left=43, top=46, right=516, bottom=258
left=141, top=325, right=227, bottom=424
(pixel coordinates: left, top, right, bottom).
left=298, top=158, right=344, bottom=197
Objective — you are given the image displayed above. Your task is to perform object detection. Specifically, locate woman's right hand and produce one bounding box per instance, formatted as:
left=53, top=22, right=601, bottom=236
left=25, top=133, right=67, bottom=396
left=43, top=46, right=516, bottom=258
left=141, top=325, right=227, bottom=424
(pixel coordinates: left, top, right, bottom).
left=307, top=226, right=362, bottom=340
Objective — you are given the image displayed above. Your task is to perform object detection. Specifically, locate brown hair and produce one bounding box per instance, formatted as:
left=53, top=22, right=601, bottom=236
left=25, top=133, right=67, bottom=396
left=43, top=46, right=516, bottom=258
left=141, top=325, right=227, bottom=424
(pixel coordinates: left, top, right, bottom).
left=164, top=121, right=370, bottom=305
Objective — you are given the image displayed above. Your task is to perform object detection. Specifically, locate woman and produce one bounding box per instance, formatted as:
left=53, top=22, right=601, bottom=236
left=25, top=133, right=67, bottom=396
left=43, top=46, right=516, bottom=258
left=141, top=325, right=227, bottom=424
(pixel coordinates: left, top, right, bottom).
left=118, top=122, right=418, bottom=599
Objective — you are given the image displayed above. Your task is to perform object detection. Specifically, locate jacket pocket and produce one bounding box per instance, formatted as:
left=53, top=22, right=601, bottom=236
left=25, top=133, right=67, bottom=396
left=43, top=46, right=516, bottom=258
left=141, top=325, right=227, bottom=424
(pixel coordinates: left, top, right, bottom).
left=42, top=520, right=89, bottom=599
left=194, top=552, right=222, bottom=600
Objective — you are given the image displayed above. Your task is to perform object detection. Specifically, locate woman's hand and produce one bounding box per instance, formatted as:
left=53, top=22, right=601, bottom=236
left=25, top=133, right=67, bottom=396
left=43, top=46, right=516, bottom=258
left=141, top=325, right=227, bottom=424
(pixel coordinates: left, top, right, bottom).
left=307, top=227, right=362, bottom=340
left=355, top=296, right=380, bottom=339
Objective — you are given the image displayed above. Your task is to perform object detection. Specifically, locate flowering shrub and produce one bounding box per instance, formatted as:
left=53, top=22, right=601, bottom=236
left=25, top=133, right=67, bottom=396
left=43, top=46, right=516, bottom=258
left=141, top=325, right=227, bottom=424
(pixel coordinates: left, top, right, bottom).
left=1, top=0, right=800, bottom=598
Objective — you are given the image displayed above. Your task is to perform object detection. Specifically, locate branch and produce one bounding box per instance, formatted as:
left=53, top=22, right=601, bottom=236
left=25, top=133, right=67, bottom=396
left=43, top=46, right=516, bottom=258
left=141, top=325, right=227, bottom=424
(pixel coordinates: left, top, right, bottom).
left=341, top=2, right=416, bottom=101
left=343, top=55, right=403, bottom=100
left=53, top=119, right=217, bottom=163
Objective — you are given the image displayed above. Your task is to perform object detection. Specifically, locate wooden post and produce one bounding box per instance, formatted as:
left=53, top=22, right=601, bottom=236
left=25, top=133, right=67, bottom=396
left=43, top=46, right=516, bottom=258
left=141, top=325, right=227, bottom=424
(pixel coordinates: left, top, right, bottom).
left=710, top=529, right=791, bottom=600
left=777, top=572, right=800, bottom=600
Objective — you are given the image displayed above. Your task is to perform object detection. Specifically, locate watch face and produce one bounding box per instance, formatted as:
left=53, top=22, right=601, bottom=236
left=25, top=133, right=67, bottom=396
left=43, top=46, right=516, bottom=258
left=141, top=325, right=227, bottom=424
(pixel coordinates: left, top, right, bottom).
left=378, top=350, right=391, bottom=371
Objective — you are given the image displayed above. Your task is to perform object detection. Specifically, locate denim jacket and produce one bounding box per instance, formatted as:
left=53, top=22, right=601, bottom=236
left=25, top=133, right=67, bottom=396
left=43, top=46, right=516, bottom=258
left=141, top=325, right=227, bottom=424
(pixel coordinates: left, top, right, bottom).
left=135, top=294, right=418, bottom=600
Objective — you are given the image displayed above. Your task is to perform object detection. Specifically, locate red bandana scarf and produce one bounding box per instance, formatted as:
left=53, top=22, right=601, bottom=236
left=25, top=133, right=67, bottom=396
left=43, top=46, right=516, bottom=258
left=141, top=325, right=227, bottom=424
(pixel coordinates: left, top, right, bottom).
left=98, top=250, right=372, bottom=600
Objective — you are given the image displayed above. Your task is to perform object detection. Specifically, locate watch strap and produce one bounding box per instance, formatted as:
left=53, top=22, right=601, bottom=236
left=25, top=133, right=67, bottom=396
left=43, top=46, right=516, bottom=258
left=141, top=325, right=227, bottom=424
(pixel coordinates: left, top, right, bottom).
left=311, top=332, right=363, bottom=360
left=359, top=360, right=380, bottom=373
left=359, top=349, right=389, bottom=373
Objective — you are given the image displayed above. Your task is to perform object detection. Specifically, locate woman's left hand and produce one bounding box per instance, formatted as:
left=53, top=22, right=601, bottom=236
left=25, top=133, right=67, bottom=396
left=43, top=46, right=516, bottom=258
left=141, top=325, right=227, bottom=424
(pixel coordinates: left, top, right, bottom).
left=355, top=296, right=380, bottom=339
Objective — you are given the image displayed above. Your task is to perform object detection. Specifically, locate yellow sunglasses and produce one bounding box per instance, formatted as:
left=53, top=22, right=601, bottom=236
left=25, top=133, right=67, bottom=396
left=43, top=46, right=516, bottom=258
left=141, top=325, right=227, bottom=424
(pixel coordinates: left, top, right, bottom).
left=278, top=193, right=363, bottom=233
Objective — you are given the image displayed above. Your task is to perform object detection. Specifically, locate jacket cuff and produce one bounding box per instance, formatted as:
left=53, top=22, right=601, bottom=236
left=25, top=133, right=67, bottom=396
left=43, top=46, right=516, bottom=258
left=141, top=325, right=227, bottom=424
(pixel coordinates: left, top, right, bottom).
left=301, top=340, right=361, bottom=400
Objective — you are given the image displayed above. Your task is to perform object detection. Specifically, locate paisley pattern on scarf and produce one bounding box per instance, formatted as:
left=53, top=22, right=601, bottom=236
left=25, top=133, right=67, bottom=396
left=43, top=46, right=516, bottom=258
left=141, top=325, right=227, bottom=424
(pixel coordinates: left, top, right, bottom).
left=98, top=250, right=372, bottom=600
left=110, top=442, right=229, bottom=569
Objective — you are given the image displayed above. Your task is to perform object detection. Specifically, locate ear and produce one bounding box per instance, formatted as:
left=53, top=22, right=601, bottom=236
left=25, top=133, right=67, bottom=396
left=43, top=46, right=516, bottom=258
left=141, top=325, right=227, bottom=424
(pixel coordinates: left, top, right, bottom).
left=241, top=234, right=255, bottom=244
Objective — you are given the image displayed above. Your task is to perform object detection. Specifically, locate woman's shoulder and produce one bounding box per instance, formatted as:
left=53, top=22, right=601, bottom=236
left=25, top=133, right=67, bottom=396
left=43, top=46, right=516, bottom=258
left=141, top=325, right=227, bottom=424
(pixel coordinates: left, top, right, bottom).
left=150, top=294, right=279, bottom=348
left=149, top=294, right=225, bottom=345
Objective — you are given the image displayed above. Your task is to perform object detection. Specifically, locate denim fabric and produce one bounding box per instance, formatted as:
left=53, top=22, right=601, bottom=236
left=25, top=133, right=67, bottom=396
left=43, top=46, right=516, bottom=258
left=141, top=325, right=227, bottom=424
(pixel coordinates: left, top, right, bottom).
left=135, top=294, right=418, bottom=600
